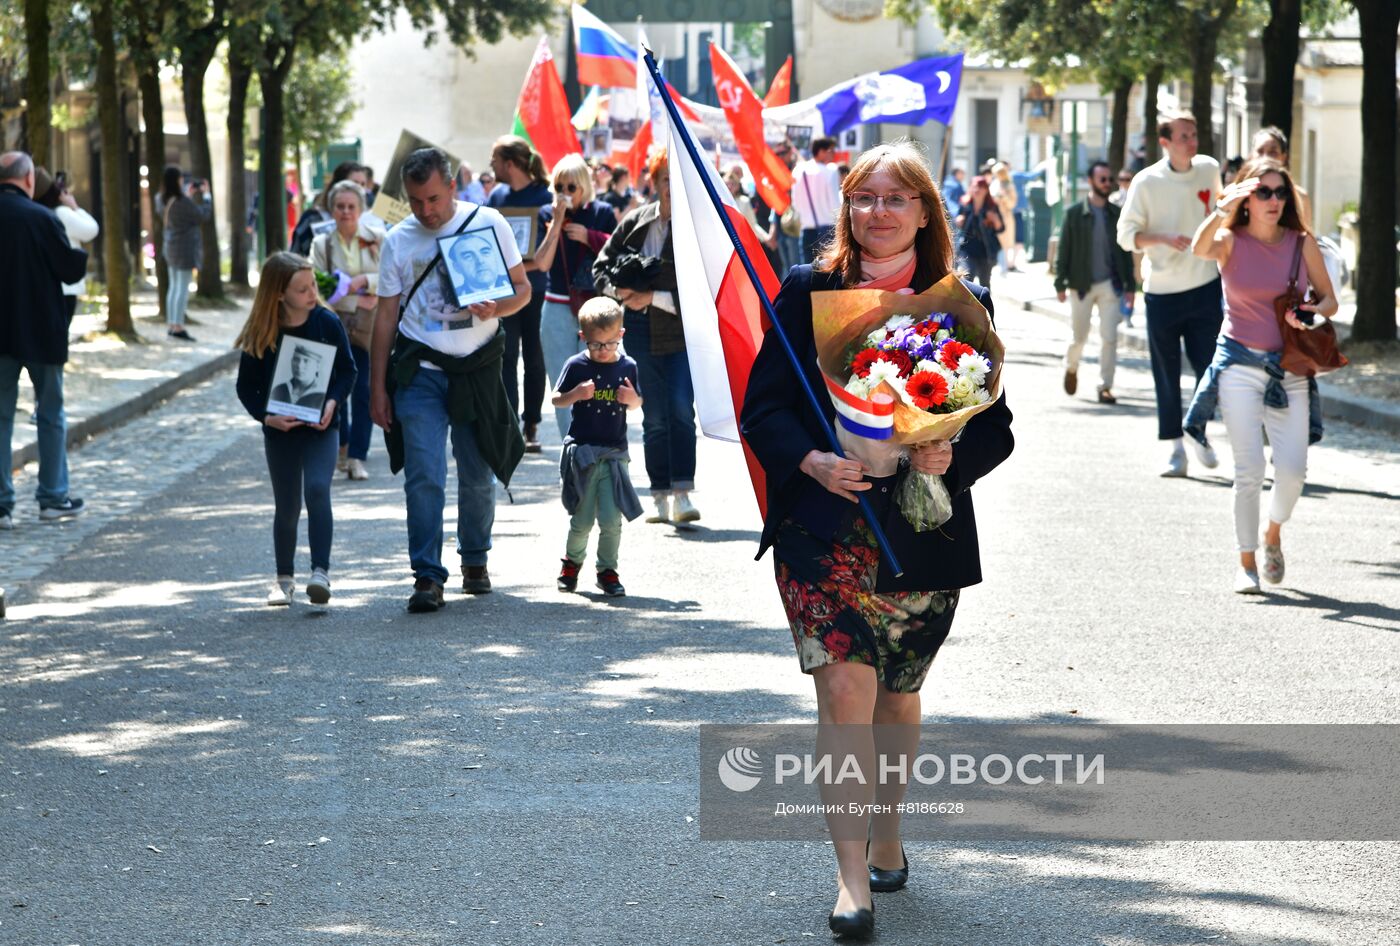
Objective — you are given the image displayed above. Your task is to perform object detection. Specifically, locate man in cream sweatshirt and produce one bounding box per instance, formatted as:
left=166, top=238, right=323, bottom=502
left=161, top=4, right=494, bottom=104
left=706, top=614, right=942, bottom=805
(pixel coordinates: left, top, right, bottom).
left=1117, top=111, right=1223, bottom=477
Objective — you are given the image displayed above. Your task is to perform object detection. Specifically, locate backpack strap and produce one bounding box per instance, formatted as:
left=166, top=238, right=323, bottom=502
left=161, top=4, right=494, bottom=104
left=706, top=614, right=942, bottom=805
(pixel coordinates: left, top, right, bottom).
left=397, top=205, right=480, bottom=323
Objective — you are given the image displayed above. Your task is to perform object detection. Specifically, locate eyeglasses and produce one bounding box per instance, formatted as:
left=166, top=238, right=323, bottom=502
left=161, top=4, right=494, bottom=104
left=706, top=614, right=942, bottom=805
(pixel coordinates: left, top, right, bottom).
left=585, top=340, right=621, bottom=351
left=1251, top=185, right=1290, bottom=202
left=848, top=192, right=918, bottom=212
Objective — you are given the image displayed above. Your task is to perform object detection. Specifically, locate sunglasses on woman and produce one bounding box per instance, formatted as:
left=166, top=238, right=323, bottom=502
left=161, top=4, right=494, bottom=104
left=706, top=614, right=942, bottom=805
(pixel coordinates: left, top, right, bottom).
left=1251, top=185, right=1290, bottom=202
left=564, top=183, right=579, bottom=193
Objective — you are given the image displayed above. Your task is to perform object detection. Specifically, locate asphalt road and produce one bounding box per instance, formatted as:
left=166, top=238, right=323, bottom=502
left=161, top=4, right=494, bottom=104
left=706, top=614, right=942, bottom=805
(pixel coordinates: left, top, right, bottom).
left=2, top=309, right=1397, bottom=945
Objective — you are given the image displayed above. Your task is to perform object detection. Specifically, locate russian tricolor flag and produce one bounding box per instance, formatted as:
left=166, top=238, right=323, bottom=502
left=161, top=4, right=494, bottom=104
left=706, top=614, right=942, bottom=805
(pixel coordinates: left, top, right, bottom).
left=824, top=376, right=895, bottom=440
left=572, top=5, right=637, bottom=89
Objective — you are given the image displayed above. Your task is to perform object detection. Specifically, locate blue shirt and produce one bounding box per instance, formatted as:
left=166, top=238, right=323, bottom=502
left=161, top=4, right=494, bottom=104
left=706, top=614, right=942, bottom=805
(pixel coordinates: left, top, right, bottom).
left=555, top=351, right=639, bottom=448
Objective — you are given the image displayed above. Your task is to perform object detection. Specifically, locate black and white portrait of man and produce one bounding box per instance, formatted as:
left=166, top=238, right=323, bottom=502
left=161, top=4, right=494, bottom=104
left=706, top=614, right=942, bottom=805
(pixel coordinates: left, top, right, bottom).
left=439, top=227, right=513, bottom=308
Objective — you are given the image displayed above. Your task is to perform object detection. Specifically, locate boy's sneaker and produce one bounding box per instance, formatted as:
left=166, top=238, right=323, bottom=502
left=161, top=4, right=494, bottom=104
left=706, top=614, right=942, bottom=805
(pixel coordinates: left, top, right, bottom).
left=461, top=565, right=492, bottom=595
left=267, top=576, right=294, bottom=607
left=596, top=569, right=625, bottom=597
left=407, top=577, right=444, bottom=613
left=0, top=509, right=13, bottom=530
left=39, top=497, right=86, bottom=521
left=557, top=557, right=581, bottom=592
left=306, top=568, right=331, bottom=604
left=673, top=492, right=701, bottom=523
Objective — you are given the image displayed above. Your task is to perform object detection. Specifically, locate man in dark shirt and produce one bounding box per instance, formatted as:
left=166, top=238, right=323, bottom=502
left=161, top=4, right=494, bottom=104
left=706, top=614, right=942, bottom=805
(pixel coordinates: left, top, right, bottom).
left=0, top=151, right=92, bottom=528
left=1054, top=160, right=1136, bottom=405
left=600, top=165, right=637, bottom=222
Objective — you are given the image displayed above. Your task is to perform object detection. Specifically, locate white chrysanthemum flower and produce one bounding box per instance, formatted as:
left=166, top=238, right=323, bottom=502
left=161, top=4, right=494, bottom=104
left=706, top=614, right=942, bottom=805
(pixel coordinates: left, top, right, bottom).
left=914, top=358, right=940, bottom=375
left=883, top=314, right=915, bottom=333
left=965, top=387, right=991, bottom=406
left=956, top=352, right=991, bottom=384
left=865, top=359, right=903, bottom=388
left=844, top=375, right=872, bottom=398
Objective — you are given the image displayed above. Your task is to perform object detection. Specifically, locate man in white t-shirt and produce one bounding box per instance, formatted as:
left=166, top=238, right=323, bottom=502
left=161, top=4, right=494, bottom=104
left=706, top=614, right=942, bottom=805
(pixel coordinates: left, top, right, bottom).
left=369, top=148, right=531, bottom=613
left=1117, top=111, right=1223, bottom=478
left=791, top=136, right=842, bottom=264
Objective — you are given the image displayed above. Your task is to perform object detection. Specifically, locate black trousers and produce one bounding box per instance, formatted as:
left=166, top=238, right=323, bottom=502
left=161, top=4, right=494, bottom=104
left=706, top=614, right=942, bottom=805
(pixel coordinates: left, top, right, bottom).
left=501, top=289, right=546, bottom=426
left=1144, top=278, right=1223, bottom=440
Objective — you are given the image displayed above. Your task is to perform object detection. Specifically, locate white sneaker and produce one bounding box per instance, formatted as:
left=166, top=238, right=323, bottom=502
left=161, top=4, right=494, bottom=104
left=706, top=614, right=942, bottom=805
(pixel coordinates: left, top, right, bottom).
left=1234, top=567, right=1263, bottom=595
left=267, top=577, right=294, bottom=606
left=1261, top=542, right=1285, bottom=585
left=336, top=451, right=350, bottom=474
left=673, top=491, right=701, bottom=523
left=306, top=568, right=331, bottom=604
left=1160, top=448, right=1188, bottom=478
left=646, top=494, right=671, bottom=523
left=1186, top=436, right=1219, bottom=470
left=0, top=509, right=12, bottom=530
left=347, top=458, right=369, bottom=481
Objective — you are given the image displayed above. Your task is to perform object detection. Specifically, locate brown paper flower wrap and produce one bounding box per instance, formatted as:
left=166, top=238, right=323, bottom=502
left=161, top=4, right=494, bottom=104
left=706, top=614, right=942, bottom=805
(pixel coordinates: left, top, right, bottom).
left=811, top=273, right=1005, bottom=528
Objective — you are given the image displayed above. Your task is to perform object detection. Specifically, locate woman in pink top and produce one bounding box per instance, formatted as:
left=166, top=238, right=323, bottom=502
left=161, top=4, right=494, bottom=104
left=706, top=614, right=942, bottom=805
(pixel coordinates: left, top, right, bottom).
left=1190, top=158, right=1337, bottom=594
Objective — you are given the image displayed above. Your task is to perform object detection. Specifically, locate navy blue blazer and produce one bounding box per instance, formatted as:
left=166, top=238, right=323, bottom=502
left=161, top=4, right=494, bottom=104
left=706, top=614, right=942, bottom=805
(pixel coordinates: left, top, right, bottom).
left=740, top=265, right=1014, bottom=593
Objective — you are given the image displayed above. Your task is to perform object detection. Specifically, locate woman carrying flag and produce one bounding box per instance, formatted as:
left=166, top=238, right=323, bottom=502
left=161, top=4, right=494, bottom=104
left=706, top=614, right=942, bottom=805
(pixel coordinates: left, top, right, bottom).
left=741, top=142, right=1014, bottom=941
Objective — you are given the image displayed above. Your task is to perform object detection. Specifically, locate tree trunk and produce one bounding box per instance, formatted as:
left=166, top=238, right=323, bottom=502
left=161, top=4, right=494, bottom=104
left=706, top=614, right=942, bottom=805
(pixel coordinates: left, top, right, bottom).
left=1259, top=0, right=1302, bottom=139
left=1189, top=25, right=1220, bottom=159
left=1143, top=65, right=1163, bottom=166
left=93, top=0, right=132, bottom=335
left=22, top=0, right=50, bottom=167
left=227, top=51, right=253, bottom=288
left=1349, top=0, right=1399, bottom=342
left=182, top=57, right=223, bottom=298
left=1108, top=77, right=1132, bottom=175
left=137, top=68, right=168, bottom=319
left=258, top=61, right=291, bottom=254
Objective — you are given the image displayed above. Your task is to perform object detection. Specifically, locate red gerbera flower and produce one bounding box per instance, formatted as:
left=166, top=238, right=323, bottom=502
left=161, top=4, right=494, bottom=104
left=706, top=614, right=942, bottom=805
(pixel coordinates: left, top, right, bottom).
left=913, top=319, right=938, bottom=337
left=851, top=348, right=882, bottom=377
left=906, top=370, right=949, bottom=410
left=939, top=340, right=976, bottom=371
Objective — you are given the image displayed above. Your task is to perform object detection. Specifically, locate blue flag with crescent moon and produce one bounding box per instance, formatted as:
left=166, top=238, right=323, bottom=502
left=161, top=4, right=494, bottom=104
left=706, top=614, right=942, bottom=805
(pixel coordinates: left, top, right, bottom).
left=816, top=53, right=964, bottom=135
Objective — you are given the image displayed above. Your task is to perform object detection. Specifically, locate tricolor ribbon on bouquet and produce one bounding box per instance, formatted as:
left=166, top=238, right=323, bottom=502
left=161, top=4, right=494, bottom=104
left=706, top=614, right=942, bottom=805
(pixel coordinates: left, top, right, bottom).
left=824, top=377, right=895, bottom=440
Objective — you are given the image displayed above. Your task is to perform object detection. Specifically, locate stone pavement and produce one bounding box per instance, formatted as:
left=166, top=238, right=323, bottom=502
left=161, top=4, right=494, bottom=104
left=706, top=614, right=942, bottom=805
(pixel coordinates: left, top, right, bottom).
left=7, top=290, right=250, bottom=475
left=989, top=261, right=1400, bottom=436
left=1, top=312, right=1397, bottom=944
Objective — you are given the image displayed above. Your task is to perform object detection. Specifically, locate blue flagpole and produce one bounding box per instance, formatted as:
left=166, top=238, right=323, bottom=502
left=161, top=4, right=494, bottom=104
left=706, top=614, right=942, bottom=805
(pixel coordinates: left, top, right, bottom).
left=642, top=49, right=903, bottom=578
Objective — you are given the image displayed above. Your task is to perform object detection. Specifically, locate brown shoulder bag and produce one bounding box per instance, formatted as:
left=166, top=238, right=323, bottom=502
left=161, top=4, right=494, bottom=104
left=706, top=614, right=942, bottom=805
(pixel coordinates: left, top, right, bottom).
left=1272, top=233, right=1347, bottom=377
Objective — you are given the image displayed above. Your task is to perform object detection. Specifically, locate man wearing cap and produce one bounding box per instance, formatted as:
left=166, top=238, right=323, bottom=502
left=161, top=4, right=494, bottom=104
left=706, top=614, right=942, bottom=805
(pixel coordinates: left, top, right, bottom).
left=0, top=151, right=92, bottom=530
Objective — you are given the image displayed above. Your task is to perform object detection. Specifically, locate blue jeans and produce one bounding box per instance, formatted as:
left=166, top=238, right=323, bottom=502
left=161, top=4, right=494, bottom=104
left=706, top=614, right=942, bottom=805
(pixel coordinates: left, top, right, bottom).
left=263, top=425, right=338, bottom=575
left=337, top=344, right=373, bottom=461
left=1145, top=278, right=1223, bottom=440
left=0, top=358, right=68, bottom=510
left=166, top=267, right=193, bottom=327
left=541, top=299, right=584, bottom=440
left=394, top=367, right=496, bottom=583
left=778, top=232, right=802, bottom=278
left=624, top=310, right=697, bottom=493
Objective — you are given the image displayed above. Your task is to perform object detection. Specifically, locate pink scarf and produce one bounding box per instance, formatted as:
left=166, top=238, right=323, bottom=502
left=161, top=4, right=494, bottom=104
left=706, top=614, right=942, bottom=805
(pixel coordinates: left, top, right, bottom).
left=856, top=247, right=917, bottom=292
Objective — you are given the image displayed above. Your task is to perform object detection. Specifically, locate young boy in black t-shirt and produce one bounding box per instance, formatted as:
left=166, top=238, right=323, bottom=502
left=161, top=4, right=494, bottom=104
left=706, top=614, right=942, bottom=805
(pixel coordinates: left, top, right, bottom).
left=552, top=298, right=643, bottom=596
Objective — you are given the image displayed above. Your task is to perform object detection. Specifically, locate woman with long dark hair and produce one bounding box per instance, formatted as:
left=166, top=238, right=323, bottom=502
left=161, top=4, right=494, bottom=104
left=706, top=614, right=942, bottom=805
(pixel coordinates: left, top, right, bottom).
left=488, top=135, right=552, bottom=452
left=157, top=164, right=211, bottom=341
left=1187, top=157, right=1337, bottom=594
left=741, top=142, right=1014, bottom=940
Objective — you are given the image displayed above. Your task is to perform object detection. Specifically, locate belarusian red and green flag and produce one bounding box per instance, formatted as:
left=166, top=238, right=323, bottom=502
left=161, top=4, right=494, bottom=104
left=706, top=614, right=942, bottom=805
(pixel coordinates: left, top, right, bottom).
left=513, top=37, right=581, bottom=171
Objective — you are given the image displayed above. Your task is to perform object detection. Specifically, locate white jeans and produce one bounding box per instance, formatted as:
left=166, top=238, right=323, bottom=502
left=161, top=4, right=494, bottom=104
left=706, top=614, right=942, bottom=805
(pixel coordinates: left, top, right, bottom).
left=1064, top=279, right=1119, bottom=391
left=1217, top=363, right=1309, bottom=552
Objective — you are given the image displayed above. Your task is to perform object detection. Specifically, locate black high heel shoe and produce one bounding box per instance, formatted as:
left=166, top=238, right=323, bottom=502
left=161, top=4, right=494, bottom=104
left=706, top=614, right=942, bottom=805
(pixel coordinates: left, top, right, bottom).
left=828, top=905, right=875, bottom=940
left=867, top=841, right=909, bottom=892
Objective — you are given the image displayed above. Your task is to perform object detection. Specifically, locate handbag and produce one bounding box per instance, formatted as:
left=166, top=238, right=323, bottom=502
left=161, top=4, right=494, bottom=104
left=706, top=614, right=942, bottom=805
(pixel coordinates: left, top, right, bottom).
left=779, top=204, right=803, bottom=237
left=1272, top=233, right=1347, bottom=378
left=558, top=220, right=597, bottom=316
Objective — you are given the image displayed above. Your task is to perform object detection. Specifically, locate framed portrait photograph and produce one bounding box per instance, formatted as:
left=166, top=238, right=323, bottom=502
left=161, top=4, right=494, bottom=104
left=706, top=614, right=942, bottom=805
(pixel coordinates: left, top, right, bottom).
left=266, top=337, right=337, bottom=423
left=499, top=207, right=540, bottom=261
left=437, top=226, right=515, bottom=309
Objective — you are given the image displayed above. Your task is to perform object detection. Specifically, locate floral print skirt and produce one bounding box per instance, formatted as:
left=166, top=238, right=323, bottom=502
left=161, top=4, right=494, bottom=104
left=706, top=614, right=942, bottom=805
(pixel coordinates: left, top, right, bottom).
left=773, top=515, right=959, bottom=694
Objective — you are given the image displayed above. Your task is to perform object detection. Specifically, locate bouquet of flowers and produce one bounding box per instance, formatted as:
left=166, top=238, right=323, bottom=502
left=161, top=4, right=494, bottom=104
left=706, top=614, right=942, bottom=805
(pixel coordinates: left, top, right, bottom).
left=314, top=268, right=353, bottom=306
left=812, top=273, right=1004, bottom=530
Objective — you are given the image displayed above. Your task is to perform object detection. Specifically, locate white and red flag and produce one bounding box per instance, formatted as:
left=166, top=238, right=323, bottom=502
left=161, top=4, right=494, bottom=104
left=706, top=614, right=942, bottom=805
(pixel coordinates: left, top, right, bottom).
left=664, top=94, right=781, bottom=514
